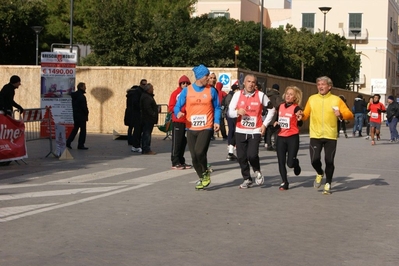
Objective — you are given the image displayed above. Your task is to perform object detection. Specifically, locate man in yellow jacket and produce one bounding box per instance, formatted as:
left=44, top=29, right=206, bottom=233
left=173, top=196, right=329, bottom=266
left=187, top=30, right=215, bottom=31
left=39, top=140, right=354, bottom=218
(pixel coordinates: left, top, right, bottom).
left=302, top=76, right=353, bottom=195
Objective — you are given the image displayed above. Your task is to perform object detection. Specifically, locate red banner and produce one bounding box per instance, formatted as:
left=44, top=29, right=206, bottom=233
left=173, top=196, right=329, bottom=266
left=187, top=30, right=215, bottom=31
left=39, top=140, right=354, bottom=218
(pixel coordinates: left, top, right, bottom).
left=0, top=114, right=27, bottom=162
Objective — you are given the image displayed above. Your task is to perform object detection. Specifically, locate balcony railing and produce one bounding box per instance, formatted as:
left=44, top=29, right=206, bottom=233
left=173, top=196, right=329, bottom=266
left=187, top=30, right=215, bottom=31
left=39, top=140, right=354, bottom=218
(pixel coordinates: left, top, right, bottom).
left=355, top=74, right=365, bottom=85
left=342, top=28, right=368, bottom=40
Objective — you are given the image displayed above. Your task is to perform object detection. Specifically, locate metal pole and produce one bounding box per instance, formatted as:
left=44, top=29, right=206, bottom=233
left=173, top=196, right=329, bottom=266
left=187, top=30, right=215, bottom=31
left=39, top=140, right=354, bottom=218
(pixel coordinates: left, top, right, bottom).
left=323, top=13, right=326, bottom=42
left=259, top=0, right=264, bottom=72
left=35, top=33, right=39, bottom=65
left=70, top=0, right=74, bottom=53
left=353, top=33, right=357, bottom=91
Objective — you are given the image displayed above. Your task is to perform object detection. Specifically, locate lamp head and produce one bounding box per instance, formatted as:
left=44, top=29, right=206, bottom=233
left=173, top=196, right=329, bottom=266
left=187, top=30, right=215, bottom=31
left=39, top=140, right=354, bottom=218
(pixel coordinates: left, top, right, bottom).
left=31, top=26, right=43, bottom=34
left=319, top=7, right=332, bottom=14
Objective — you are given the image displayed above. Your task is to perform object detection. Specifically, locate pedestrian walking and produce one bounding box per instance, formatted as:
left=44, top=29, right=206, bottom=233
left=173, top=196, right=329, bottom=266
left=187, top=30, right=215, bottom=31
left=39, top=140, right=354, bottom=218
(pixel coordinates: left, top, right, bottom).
left=302, top=76, right=353, bottom=195
left=174, top=64, right=221, bottom=190
left=352, top=94, right=367, bottom=137
left=386, top=95, right=399, bottom=142
left=66, top=82, right=89, bottom=150
left=227, top=74, right=275, bottom=189
left=0, top=75, right=24, bottom=116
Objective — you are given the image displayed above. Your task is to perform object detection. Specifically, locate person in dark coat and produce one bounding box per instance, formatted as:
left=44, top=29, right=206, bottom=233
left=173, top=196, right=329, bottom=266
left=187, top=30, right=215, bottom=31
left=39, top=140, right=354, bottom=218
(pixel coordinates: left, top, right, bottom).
left=66, top=82, right=89, bottom=150
left=140, top=83, right=158, bottom=155
left=124, top=79, right=147, bottom=152
left=0, top=75, right=24, bottom=116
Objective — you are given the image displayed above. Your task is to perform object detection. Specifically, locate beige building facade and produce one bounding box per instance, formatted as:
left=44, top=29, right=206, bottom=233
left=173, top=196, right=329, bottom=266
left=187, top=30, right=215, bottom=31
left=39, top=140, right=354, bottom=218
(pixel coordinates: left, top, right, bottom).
left=291, top=0, right=399, bottom=100
left=196, top=0, right=399, bottom=100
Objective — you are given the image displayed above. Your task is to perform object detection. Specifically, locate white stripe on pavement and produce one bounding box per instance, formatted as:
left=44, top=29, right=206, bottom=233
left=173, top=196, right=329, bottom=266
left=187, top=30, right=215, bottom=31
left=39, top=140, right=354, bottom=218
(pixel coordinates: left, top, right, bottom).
left=48, top=168, right=143, bottom=183
left=119, top=169, right=195, bottom=184
left=0, top=204, right=57, bottom=218
left=0, top=186, right=126, bottom=201
left=0, top=183, right=151, bottom=222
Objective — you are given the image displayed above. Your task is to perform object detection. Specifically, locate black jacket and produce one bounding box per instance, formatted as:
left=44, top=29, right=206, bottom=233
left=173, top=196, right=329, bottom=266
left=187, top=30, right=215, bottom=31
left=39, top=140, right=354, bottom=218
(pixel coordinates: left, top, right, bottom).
left=140, top=91, right=158, bottom=125
left=71, top=89, right=89, bottom=122
left=352, top=97, right=367, bottom=113
left=124, top=85, right=143, bottom=126
left=0, top=83, right=23, bottom=114
left=386, top=101, right=399, bottom=122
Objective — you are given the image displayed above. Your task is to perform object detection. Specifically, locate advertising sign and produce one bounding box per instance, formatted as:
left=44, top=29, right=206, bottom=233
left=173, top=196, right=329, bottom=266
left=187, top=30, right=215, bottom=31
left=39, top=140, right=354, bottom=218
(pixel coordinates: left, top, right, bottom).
left=371, top=79, right=387, bottom=94
left=0, top=114, right=27, bottom=162
left=40, top=52, right=76, bottom=138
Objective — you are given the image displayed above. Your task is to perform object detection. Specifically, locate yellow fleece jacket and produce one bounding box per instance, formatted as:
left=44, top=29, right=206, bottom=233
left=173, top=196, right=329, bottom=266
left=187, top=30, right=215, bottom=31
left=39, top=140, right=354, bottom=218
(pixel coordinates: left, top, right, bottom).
left=302, top=92, right=354, bottom=140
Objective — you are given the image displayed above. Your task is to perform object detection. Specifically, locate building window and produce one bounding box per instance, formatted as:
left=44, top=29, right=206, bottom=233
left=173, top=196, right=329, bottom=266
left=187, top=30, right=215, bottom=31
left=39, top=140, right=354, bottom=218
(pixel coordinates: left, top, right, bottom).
left=302, top=13, right=315, bottom=33
left=208, top=12, right=230, bottom=19
left=349, top=13, right=362, bottom=36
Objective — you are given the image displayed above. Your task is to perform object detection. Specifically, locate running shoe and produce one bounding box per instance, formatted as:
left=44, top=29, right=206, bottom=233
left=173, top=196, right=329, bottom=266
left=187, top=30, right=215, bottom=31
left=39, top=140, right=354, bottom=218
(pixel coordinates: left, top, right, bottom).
left=131, top=147, right=142, bottom=153
left=322, top=183, right=331, bottom=195
left=171, top=164, right=184, bottom=170
left=371, top=139, right=375, bottom=145
left=201, top=170, right=211, bottom=187
left=254, top=171, right=264, bottom=185
left=182, top=163, right=192, bottom=169
left=314, top=173, right=323, bottom=188
left=239, top=179, right=253, bottom=189
left=226, top=153, right=237, bottom=161
left=195, top=179, right=204, bottom=190
left=279, top=182, right=289, bottom=190
left=294, top=159, right=301, bottom=176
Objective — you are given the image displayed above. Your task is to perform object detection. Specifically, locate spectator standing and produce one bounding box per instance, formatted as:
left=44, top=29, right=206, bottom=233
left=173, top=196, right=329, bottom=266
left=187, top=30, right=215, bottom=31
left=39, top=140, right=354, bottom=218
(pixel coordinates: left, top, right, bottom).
left=223, top=83, right=240, bottom=161
left=368, top=94, right=386, bottom=145
left=385, top=95, right=399, bottom=142
left=124, top=79, right=147, bottom=153
left=66, top=82, right=89, bottom=150
left=228, top=74, right=275, bottom=189
left=337, top=95, right=349, bottom=138
left=274, top=86, right=303, bottom=190
left=174, top=64, right=221, bottom=190
left=140, top=83, right=158, bottom=155
left=168, top=75, right=192, bottom=169
left=352, top=94, right=367, bottom=137
left=302, top=76, right=353, bottom=195
left=215, top=81, right=228, bottom=140
left=0, top=75, right=24, bottom=116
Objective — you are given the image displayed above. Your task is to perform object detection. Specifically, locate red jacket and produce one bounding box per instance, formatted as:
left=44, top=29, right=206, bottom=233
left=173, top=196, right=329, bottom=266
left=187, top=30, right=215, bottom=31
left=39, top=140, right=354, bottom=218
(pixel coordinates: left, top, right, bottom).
left=168, top=87, right=186, bottom=123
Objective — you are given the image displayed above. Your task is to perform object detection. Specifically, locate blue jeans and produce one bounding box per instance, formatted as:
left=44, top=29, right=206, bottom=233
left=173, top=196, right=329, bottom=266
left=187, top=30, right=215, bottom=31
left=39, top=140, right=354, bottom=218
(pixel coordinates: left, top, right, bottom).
left=389, top=117, right=398, bottom=140
left=353, top=113, right=364, bottom=134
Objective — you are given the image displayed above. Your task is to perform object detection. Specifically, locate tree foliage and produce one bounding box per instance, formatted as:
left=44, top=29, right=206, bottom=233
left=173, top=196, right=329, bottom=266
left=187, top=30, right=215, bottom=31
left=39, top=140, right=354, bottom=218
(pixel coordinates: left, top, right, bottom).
left=0, top=0, right=360, bottom=88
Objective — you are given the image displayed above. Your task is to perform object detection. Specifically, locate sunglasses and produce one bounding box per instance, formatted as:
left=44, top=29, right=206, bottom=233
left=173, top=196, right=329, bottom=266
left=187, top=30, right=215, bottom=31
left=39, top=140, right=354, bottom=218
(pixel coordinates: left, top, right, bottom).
left=181, top=82, right=189, bottom=85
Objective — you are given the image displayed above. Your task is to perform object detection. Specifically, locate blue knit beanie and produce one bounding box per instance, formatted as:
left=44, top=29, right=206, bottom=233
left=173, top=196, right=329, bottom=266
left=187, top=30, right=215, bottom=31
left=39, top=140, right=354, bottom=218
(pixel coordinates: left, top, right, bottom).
left=192, top=64, right=210, bottom=80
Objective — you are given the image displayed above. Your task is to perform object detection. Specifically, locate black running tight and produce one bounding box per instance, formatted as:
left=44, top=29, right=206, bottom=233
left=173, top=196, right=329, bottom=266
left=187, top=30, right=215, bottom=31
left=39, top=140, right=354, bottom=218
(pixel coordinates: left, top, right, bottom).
left=309, top=138, right=337, bottom=185
left=276, top=134, right=299, bottom=184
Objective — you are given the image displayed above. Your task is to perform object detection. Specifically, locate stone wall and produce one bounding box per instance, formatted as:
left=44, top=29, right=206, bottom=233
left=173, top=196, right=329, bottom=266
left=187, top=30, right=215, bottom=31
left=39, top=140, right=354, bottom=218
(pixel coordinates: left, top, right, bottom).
left=1, top=65, right=362, bottom=134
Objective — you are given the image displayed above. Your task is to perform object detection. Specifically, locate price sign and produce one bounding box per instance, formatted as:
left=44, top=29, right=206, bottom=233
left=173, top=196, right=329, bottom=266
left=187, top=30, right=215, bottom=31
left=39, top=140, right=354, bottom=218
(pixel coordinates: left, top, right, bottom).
left=42, top=67, right=75, bottom=77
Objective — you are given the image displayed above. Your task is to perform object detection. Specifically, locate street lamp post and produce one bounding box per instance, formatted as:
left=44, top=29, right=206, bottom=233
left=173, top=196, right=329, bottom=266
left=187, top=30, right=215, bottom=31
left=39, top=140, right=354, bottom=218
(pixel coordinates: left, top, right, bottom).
left=259, top=0, right=264, bottom=72
left=319, top=7, right=331, bottom=42
left=351, top=29, right=361, bottom=92
left=31, top=26, right=43, bottom=65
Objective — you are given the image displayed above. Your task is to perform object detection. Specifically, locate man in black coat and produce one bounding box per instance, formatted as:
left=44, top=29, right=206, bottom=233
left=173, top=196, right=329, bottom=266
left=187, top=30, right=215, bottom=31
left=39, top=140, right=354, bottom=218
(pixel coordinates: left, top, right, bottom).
left=124, top=79, right=147, bottom=152
left=140, top=83, right=158, bottom=155
left=66, top=82, right=89, bottom=150
left=0, top=75, right=24, bottom=116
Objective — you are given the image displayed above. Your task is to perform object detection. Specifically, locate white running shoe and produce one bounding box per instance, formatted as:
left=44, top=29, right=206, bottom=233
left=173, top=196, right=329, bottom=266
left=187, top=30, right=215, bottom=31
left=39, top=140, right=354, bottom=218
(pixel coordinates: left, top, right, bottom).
left=239, top=179, right=253, bottom=189
left=254, top=171, right=264, bottom=185
left=131, top=147, right=142, bottom=153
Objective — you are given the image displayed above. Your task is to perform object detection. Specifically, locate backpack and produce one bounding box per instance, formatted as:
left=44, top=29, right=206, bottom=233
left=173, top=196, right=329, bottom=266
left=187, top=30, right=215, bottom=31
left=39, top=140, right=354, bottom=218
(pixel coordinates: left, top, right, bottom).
left=158, top=112, right=173, bottom=133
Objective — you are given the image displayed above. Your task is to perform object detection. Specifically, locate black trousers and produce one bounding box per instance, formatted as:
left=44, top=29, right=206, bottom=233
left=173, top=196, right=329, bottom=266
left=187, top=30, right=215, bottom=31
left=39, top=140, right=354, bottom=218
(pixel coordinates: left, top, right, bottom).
left=171, top=122, right=187, bottom=166
left=67, top=120, right=87, bottom=148
left=186, top=129, right=212, bottom=178
left=235, top=132, right=261, bottom=180
left=276, top=134, right=299, bottom=184
left=309, top=138, right=337, bottom=185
